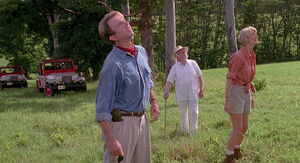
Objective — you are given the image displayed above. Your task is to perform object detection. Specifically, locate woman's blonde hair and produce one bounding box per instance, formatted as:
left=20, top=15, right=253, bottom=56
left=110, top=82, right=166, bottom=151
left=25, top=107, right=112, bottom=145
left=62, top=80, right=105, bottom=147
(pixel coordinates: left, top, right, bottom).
left=238, top=26, right=257, bottom=45
left=98, top=11, right=124, bottom=44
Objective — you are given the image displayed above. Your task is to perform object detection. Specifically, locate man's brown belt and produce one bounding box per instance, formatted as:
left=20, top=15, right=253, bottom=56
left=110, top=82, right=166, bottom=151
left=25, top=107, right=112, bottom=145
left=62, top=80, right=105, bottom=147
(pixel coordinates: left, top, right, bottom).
left=120, top=110, right=145, bottom=117
left=111, top=109, right=145, bottom=122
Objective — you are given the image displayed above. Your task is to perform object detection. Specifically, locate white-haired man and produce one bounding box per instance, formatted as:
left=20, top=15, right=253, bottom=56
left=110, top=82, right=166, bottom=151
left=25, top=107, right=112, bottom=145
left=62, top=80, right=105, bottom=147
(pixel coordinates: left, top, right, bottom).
left=163, top=45, right=204, bottom=134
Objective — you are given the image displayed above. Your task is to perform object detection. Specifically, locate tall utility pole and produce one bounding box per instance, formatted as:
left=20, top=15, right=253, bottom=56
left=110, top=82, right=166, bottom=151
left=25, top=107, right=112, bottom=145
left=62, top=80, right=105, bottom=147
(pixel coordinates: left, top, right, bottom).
left=165, top=0, right=176, bottom=77
left=225, top=0, right=237, bottom=57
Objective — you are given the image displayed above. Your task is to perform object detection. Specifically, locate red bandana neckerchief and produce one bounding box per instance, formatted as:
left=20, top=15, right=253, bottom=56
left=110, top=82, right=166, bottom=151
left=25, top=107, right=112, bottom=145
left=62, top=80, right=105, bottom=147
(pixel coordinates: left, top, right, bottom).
left=116, top=43, right=135, bottom=57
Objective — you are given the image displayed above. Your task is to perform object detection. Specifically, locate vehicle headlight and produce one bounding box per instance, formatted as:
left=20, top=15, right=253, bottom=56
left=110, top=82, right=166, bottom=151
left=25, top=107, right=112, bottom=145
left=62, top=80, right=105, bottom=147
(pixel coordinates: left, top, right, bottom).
left=78, top=77, right=85, bottom=82
left=72, top=75, right=78, bottom=80
left=18, top=76, right=23, bottom=80
left=72, top=75, right=78, bottom=83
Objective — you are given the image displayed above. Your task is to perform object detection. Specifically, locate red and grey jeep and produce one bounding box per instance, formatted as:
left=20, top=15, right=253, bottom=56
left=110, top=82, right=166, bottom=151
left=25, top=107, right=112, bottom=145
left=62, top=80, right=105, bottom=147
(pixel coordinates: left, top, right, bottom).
left=36, top=58, right=87, bottom=96
left=0, top=65, right=28, bottom=90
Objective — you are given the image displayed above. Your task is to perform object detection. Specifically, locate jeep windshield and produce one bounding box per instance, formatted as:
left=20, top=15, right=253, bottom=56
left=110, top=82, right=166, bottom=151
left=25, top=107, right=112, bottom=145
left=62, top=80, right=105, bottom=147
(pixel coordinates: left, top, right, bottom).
left=44, top=61, right=73, bottom=71
left=0, top=67, right=21, bottom=74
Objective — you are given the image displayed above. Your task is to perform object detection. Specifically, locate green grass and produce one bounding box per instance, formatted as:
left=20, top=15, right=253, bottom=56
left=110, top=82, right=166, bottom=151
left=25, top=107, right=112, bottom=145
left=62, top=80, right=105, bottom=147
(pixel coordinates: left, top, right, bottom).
left=1, top=61, right=300, bottom=162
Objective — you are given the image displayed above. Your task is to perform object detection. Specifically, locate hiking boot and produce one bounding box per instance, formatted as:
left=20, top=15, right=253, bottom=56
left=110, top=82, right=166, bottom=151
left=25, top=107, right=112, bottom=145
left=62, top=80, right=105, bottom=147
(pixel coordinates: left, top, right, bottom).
left=223, top=154, right=236, bottom=163
left=234, top=148, right=243, bottom=160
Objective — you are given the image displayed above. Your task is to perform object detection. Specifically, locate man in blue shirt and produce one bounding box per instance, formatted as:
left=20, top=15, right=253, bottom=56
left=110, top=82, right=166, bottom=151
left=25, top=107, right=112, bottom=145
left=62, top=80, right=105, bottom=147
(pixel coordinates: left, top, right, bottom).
left=96, top=11, right=160, bottom=163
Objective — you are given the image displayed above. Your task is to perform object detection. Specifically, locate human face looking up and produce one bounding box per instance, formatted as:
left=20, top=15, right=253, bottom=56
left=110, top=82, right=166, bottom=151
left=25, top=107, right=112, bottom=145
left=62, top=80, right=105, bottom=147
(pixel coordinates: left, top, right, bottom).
left=247, top=30, right=258, bottom=46
left=107, top=14, right=134, bottom=43
left=176, top=49, right=188, bottom=61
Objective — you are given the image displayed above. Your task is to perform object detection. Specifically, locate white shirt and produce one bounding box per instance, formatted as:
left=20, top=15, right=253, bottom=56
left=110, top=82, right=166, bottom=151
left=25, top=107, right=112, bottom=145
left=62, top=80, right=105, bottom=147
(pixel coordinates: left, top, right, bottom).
left=167, top=59, right=202, bottom=101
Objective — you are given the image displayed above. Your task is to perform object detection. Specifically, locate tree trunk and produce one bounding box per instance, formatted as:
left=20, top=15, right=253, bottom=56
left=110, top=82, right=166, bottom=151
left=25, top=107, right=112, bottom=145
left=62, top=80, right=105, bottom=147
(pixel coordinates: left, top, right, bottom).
left=157, top=4, right=165, bottom=71
left=47, top=13, right=60, bottom=50
left=270, top=13, right=278, bottom=61
left=165, top=0, right=176, bottom=78
left=225, top=0, right=237, bottom=57
left=297, top=34, right=300, bottom=59
left=122, top=0, right=130, bottom=21
left=137, top=0, right=155, bottom=74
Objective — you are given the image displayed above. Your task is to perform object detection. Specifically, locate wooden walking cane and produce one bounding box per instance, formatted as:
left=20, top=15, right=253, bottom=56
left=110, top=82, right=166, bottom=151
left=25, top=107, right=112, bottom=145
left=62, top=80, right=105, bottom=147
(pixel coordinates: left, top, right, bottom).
left=164, top=99, right=167, bottom=134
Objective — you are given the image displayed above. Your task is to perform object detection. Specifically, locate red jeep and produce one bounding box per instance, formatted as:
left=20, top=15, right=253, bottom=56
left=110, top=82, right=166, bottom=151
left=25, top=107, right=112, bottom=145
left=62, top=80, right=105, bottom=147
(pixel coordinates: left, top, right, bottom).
left=0, top=65, right=28, bottom=90
left=36, top=58, right=87, bottom=96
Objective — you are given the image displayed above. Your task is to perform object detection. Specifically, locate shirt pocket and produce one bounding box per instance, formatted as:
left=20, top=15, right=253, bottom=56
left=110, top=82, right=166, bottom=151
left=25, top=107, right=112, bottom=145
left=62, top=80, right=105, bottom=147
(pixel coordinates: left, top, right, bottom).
left=144, top=67, right=151, bottom=78
left=123, top=62, right=139, bottom=85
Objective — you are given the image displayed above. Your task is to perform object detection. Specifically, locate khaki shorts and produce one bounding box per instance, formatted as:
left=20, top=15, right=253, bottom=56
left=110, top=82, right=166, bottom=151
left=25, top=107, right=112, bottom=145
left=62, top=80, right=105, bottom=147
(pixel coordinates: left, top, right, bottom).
left=230, top=84, right=251, bottom=114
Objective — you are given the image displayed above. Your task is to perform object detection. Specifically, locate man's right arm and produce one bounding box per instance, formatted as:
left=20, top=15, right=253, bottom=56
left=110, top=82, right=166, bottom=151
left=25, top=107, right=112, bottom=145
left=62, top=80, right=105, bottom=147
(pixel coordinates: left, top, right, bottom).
left=164, top=66, right=175, bottom=100
left=163, top=81, right=172, bottom=100
left=100, top=122, right=124, bottom=157
left=96, top=63, right=124, bottom=157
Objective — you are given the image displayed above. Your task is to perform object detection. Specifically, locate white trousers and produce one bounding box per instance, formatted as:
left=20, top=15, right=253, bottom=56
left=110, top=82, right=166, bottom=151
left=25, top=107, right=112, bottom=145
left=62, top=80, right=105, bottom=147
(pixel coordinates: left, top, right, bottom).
left=177, top=100, right=199, bottom=134
left=102, top=114, right=151, bottom=163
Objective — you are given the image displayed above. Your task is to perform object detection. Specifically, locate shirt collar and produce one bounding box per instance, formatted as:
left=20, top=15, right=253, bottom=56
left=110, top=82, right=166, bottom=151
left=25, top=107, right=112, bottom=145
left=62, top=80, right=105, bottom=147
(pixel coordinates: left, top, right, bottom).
left=177, top=59, right=190, bottom=66
left=116, top=43, right=135, bottom=57
left=240, top=46, right=252, bottom=59
left=113, top=45, right=139, bottom=59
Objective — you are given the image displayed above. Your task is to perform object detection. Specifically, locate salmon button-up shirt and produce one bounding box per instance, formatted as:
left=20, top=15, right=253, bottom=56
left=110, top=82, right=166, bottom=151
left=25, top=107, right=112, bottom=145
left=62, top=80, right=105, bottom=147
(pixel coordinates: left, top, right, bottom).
left=226, top=46, right=256, bottom=93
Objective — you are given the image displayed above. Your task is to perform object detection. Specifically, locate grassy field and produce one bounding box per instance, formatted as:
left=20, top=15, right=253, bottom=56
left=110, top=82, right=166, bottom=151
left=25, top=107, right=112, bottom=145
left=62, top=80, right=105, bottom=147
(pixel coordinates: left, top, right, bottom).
left=1, top=61, right=300, bottom=162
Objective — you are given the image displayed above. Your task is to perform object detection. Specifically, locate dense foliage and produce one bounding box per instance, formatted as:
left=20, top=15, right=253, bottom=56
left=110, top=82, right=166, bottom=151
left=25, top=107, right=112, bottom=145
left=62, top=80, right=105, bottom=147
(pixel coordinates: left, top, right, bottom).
left=0, top=0, right=121, bottom=78
left=153, top=0, right=300, bottom=70
left=50, top=0, right=122, bottom=79
left=0, top=0, right=49, bottom=76
left=0, top=0, right=299, bottom=77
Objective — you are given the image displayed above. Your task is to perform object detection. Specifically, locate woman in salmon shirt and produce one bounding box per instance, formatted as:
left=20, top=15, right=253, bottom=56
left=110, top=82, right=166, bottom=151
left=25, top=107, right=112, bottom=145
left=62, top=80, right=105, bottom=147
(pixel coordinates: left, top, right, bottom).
left=223, top=26, right=258, bottom=163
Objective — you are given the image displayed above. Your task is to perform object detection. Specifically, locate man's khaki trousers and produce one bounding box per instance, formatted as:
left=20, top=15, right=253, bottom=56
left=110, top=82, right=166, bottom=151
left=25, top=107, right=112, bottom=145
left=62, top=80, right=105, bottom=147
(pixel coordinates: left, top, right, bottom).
left=102, top=114, right=151, bottom=163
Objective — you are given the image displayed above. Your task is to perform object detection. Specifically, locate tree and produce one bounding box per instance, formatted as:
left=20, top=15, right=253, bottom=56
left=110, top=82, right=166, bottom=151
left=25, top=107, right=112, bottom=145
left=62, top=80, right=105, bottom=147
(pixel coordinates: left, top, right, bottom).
left=136, top=0, right=156, bottom=72
left=47, top=13, right=60, bottom=50
left=122, top=0, right=130, bottom=21
left=0, top=0, right=49, bottom=76
left=225, top=0, right=238, bottom=57
left=0, top=0, right=123, bottom=79
left=1, top=0, right=299, bottom=79
left=53, top=0, right=122, bottom=79
left=165, top=0, right=176, bottom=77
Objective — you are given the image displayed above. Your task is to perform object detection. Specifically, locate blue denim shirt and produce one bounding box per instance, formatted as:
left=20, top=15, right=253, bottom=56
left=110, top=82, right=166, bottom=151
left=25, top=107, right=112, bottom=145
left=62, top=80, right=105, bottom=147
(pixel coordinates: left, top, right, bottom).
left=95, top=45, right=153, bottom=122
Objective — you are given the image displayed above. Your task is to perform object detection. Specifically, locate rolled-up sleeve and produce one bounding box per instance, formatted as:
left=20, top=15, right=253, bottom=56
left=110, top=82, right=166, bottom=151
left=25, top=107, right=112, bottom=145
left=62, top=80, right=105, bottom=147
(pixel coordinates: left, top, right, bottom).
left=95, top=63, right=117, bottom=122
left=226, top=55, right=241, bottom=80
left=150, top=78, right=154, bottom=88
